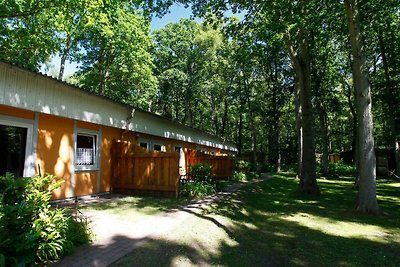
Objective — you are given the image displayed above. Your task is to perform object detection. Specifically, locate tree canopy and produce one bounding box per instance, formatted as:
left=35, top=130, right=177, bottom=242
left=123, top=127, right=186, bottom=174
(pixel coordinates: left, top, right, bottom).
left=1, top=0, right=399, bottom=213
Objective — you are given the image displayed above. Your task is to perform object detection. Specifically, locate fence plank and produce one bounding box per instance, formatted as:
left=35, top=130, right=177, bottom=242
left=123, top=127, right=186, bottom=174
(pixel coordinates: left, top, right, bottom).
left=186, top=150, right=234, bottom=179
left=111, top=141, right=180, bottom=196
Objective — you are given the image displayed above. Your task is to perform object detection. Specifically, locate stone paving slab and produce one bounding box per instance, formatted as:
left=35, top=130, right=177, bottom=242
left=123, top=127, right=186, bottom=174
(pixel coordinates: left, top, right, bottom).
left=52, top=179, right=264, bottom=267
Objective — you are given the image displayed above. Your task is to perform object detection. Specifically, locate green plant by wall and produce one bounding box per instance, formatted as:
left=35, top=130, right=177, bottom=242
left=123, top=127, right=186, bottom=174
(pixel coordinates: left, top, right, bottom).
left=235, top=160, right=251, bottom=172
left=181, top=181, right=216, bottom=198
left=182, top=163, right=216, bottom=198
left=188, top=163, right=213, bottom=182
left=0, top=173, right=92, bottom=266
left=232, top=171, right=247, bottom=182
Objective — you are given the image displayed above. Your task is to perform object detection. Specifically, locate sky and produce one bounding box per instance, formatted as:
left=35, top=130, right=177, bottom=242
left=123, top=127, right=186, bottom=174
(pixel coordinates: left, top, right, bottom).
left=151, top=4, right=198, bottom=30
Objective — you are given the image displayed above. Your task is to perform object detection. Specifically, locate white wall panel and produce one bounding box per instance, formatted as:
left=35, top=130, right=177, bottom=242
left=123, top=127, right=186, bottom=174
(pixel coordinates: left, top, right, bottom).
left=0, top=62, right=237, bottom=151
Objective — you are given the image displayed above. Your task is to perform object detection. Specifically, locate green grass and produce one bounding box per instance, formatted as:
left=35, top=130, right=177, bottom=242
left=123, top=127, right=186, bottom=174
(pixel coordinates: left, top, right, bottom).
left=80, top=195, right=190, bottom=222
left=112, top=174, right=400, bottom=267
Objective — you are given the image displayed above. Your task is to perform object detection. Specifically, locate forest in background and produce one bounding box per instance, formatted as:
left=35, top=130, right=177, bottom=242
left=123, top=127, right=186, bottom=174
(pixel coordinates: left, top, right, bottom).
left=1, top=0, right=399, bottom=213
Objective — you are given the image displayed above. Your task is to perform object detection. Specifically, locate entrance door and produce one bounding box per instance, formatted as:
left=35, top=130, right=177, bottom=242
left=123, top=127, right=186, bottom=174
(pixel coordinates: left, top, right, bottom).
left=0, top=125, right=28, bottom=177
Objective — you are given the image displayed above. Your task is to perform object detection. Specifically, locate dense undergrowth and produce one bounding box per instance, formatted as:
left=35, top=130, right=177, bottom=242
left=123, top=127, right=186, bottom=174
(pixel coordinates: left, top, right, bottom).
left=0, top=174, right=92, bottom=266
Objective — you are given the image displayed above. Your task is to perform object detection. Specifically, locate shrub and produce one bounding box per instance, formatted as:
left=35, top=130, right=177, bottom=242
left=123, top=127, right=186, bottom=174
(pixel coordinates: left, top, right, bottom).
left=0, top=173, right=92, bottom=265
left=329, top=161, right=356, bottom=176
left=235, top=160, right=251, bottom=172
left=231, top=171, right=259, bottom=182
left=181, top=163, right=216, bottom=198
left=258, top=163, right=275, bottom=173
left=181, top=181, right=216, bottom=198
left=247, top=171, right=260, bottom=180
left=232, top=171, right=247, bottom=182
left=188, top=163, right=213, bottom=182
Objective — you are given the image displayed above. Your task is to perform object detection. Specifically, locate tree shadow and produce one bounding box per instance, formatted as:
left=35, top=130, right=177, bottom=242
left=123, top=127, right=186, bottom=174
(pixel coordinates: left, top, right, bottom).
left=56, top=175, right=400, bottom=267
left=80, top=193, right=190, bottom=215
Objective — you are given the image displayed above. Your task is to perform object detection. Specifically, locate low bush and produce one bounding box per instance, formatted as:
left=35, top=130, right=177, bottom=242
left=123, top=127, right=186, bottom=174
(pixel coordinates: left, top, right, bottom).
left=231, top=171, right=259, bottom=182
left=188, top=163, right=213, bottom=182
left=181, top=181, right=216, bottom=198
left=234, top=160, right=251, bottom=172
left=258, top=163, right=276, bottom=173
left=232, top=171, right=247, bottom=182
left=0, top=173, right=92, bottom=266
left=247, top=171, right=260, bottom=180
left=181, top=163, right=216, bottom=198
left=328, top=161, right=356, bottom=176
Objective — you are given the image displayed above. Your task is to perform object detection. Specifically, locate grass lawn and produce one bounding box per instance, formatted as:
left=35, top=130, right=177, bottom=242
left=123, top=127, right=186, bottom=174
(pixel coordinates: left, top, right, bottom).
left=80, top=195, right=190, bottom=222
left=112, top=174, right=400, bottom=267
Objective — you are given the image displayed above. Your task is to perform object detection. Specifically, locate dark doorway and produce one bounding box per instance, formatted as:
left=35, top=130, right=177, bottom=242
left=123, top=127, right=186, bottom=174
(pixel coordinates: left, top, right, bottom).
left=0, top=125, right=27, bottom=177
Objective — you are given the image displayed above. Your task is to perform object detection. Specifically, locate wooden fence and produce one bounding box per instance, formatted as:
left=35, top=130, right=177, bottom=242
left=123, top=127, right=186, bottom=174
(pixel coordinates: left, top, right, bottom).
left=186, top=150, right=234, bottom=179
left=111, top=141, right=180, bottom=196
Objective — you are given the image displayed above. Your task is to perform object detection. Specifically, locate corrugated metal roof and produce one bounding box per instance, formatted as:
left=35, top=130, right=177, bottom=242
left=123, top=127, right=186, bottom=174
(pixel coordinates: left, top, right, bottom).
left=0, top=60, right=236, bottom=147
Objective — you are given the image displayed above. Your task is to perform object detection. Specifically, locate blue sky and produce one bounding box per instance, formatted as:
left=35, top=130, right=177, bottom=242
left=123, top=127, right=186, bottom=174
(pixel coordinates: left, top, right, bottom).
left=151, top=4, right=198, bottom=30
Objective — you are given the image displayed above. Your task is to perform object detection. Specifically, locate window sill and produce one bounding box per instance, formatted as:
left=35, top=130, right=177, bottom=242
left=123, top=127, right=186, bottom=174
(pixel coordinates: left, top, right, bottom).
left=75, top=166, right=99, bottom=172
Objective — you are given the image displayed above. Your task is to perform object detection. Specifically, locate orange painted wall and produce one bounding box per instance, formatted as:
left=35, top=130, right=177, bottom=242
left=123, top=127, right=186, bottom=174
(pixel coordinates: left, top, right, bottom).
left=76, top=120, right=101, bottom=131
left=36, top=113, right=74, bottom=199
left=74, top=172, right=98, bottom=196
left=1, top=104, right=230, bottom=199
left=0, top=104, right=35, bottom=120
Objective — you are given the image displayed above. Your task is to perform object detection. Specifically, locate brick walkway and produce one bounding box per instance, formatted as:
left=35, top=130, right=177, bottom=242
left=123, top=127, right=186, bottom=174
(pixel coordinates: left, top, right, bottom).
left=52, top=181, right=259, bottom=267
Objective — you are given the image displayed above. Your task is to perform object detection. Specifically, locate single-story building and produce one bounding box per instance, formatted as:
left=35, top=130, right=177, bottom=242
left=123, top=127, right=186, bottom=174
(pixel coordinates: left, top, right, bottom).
left=0, top=61, right=237, bottom=199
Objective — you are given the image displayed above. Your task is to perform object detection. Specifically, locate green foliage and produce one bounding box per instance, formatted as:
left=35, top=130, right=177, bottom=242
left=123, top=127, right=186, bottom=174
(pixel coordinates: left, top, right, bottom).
left=181, top=181, right=216, bottom=198
left=231, top=171, right=259, bottom=182
left=76, top=7, right=157, bottom=109
left=188, top=163, right=213, bottom=183
left=0, top=173, right=92, bottom=265
left=234, top=160, right=250, bottom=172
left=328, top=161, right=356, bottom=176
left=258, top=163, right=276, bottom=173
left=0, top=253, right=4, bottom=267
left=231, top=171, right=246, bottom=182
left=181, top=163, right=216, bottom=198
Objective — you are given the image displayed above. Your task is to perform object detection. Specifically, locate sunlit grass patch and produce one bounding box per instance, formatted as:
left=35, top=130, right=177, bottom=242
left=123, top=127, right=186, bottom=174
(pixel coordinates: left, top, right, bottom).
left=282, top=212, right=390, bottom=242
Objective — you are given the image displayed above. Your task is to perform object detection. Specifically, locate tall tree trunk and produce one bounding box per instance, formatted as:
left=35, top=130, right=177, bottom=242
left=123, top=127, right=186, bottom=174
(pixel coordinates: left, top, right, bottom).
left=317, top=100, right=330, bottom=175
left=295, top=79, right=303, bottom=178
left=58, top=36, right=72, bottom=81
left=377, top=33, right=397, bottom=150
left=238, top=110, right=243, bottom=157
left=245, top=79, right=257, bottom=171
left=221, top=98, right=228, bottom=137
left=314, top=70, right=329, bottom=175
left=344, top=80, right=360, bottom=187
left=268, top=62, right=281, bottom=172
left=285, top=30, right=319, bottom=194
left=345, top=0, right=379, bottom=214
left=396, top=141, right=400, bottom=177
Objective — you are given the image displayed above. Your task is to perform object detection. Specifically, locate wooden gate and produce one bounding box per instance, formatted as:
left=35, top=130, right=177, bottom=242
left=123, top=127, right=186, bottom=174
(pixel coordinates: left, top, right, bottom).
left=186, top=150, right=234, bottom=179
left=111, top=141, right=180, bottom=196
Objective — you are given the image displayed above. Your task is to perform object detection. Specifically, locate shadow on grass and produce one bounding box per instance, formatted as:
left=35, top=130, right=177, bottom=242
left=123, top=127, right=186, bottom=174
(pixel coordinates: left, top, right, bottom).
left=80, top=194, right=190, bottom=216
left=59, top=174, right=400, bottom=267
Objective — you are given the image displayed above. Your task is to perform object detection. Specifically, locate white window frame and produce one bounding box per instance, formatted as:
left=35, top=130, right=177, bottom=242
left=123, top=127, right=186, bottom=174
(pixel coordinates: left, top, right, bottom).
left=0, top=116, right=35, bottom=177
left=74, top=129, right=100, bottom=171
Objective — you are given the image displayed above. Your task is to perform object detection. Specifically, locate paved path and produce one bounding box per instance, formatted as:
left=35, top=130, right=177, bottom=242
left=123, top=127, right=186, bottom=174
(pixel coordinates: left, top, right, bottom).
left=53, top=180, right=262, bottom=267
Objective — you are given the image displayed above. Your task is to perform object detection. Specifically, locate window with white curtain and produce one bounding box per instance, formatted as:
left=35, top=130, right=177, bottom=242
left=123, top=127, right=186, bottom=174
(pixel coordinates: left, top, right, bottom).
left=75, top=132, right=99, bottom=170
